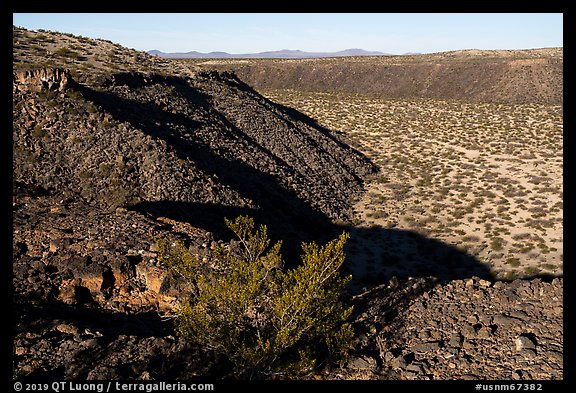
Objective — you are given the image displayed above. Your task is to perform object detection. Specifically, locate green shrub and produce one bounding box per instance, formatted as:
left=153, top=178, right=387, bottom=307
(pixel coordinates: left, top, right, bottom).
left=503, top=271, right=520, bottom=280
left=54, top=47, right=77, bottom=58
left=31, top=125, right=46, bottom=139
left=78, top=169, right=91, bottom=179
left=523, top=266, right=541, bottom=275
left=155, top=215, right=355, bottom=379
left=505, top=257, right=521, bottom=267
left=490, top=237, right=506, bottom=252
left=541, top=263, right=557, bottom=271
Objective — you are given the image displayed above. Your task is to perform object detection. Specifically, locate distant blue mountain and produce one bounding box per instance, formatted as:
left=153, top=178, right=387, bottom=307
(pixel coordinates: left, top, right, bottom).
left=147, top=48, right=394, bottom=59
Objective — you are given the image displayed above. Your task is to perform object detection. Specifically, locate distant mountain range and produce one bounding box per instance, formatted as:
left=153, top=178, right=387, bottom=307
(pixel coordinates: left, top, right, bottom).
left=147, top=48, right=409, bottom=59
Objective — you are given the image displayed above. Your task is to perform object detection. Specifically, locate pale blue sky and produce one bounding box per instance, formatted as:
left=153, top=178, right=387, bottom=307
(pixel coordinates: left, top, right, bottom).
left=12, top=13, right=563, bottom=54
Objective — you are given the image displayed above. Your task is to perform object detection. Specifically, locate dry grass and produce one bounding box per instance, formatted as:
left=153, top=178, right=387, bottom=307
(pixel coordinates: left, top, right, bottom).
left=12, top=26, right=194, bottom=79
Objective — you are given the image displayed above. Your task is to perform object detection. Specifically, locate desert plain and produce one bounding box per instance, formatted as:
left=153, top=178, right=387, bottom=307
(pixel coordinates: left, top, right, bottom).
left=261, top=90, right=562, bottom=286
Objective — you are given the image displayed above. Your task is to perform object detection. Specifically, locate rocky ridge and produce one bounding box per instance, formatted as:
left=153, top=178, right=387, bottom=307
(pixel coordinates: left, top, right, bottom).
left=13, top=66, right=375, bottom=237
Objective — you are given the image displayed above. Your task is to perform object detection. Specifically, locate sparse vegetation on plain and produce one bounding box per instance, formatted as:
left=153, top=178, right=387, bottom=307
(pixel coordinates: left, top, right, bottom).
left=262, top=90, right=563, bottom=280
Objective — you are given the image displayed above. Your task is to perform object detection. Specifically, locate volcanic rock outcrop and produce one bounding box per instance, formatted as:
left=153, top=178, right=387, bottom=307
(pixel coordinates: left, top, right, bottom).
left=13, top=67, right=71, bottom=93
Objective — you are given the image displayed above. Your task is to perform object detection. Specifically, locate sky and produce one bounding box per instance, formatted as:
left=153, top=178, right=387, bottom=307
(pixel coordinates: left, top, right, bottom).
left=12, top=13, right=563, bottom=54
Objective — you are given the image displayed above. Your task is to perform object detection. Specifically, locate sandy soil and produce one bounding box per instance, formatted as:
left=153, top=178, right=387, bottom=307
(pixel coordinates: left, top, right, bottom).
left=263, top=90, right=563, bottom=285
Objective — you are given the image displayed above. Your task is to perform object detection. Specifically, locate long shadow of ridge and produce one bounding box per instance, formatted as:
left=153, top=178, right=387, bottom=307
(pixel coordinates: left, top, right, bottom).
left=74, top=73, right=502, bottom=287
left=74, top=76, right=336, bottom=263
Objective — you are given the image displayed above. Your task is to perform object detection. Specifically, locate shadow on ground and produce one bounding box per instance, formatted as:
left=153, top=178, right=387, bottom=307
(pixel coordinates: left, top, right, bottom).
left=129, top=200, right=496, bottom=289
left=75, top=75, right=342, bottom=264
left=129, top=200, right=333, bottom=266
left=341, top=225, right=494, bottom=291
left=13, top=297, right=233, bottom=380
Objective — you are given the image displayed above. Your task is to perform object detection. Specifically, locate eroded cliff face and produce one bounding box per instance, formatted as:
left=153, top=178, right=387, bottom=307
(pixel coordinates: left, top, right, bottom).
left=13, top=67, right=71, bottom=93
left=198, top=51, right=563, bottom=105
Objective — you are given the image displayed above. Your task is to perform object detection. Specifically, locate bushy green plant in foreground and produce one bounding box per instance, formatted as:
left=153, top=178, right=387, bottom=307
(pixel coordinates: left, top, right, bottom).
left=155, top=216, right=355, bottom=378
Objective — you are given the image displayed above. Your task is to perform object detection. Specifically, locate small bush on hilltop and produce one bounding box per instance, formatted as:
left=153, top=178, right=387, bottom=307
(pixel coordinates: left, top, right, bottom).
left=155, top=215, right=355, bottom=379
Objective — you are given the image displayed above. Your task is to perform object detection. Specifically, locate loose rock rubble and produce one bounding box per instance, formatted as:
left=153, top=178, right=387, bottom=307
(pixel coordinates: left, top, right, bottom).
left=324, top=276, right=563, bottom=380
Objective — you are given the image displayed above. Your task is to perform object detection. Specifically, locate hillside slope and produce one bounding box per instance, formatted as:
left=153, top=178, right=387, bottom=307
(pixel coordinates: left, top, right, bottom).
left=13, top=68, right=374, bottom=223
left=187, top=48, right=563, bottom=105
